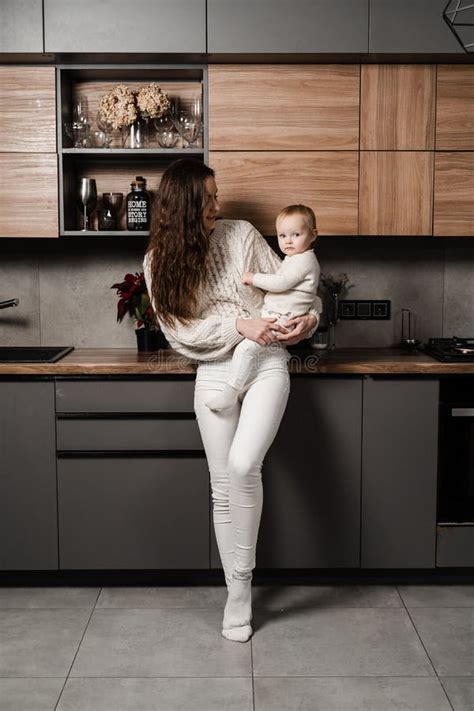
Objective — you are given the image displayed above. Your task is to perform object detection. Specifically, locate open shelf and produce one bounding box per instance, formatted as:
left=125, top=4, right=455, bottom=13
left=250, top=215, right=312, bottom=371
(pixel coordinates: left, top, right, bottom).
left=57, top=63, right=208, bottom=238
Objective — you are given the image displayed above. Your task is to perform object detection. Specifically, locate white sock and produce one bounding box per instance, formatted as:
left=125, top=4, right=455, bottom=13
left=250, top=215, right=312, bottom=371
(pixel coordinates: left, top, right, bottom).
left=205, top=384, right=239, bottom=412
left=222, top=575, right=253, bottom=642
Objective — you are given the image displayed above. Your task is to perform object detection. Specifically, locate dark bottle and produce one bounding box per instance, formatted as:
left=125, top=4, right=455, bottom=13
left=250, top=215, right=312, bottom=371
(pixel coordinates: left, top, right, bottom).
left=126, top=176, right=150, bottom=231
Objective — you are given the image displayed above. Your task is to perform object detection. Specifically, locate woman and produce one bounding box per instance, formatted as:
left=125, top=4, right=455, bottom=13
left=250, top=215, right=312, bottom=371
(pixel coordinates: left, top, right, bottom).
left=143, top=159, right=320, bottom=643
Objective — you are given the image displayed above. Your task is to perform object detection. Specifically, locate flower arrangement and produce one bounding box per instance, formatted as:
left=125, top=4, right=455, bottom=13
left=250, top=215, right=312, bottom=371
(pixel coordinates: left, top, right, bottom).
left=111, top=271, right=158, bottom=329
left=320, top=272, right=352, bottom=296
left=98, top=83, right=170, bottom=130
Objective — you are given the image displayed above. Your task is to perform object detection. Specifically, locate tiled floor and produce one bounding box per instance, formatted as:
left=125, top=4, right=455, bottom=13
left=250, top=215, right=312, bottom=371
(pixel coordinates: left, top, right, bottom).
left=0, top=583, right=472, bottom=710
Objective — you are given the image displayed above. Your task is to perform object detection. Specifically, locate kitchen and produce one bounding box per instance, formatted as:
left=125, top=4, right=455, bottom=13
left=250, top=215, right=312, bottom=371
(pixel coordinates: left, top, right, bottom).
left=0, top=1, right=473, bottom=709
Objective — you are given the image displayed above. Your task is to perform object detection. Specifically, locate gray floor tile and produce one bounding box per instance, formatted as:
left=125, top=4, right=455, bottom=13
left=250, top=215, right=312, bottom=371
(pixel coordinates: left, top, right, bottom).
left=97, top=586, right=227, bottom=609
left=0, top=587, right=99, bottom=609
left=57, top=677, right=253, bottom=711
left=254, top=677, right=452, bottom=711
left=0, top=678, right=64, bottom=711
left=252, top=607, right=434, bottom=677
left=70, top=609, right=251, bottom=678
left=440, top=676, right=474, bottom=711
left=398, top=585, right=474, bottom=608
left=0, top=609, right=91, bottom=677
left=252, top=584, right=402, bottom=610
left=409, top=608, right=474, bottom=676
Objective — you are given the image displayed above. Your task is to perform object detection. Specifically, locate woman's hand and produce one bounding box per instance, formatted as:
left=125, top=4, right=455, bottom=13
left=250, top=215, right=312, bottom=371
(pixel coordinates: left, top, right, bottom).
left=236, top=317, right=288, bottom=346
left=274, top=313, right=317, bottom=346
left=241, top=271, right=255, bottom=285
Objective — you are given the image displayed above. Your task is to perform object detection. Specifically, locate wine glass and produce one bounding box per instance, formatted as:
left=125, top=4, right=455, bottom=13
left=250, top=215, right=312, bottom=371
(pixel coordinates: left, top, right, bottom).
left=64, top=121, right=88, bottom=148
left=72, top=99, right=90, bottom=145
left=154, top=114, right=179, bottom=148
left=96, top=111, right=114, bottom=148
left=175, top=110, right=202, bottom=149
left=75, top=178, right=97, bottom=231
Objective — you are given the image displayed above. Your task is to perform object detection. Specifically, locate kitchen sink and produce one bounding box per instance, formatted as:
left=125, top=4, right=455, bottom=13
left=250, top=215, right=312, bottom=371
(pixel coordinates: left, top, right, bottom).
left=0, top=346, right=75, bottom=363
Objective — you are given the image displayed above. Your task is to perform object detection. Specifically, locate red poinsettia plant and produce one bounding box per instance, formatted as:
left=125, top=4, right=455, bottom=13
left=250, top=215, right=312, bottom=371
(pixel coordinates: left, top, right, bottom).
left=111, top=271, right=158, bottom=329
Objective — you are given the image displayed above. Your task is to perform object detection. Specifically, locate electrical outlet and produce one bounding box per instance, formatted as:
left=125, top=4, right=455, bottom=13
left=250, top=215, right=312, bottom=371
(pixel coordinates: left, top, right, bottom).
left=338, top=300, right=391, bottom=320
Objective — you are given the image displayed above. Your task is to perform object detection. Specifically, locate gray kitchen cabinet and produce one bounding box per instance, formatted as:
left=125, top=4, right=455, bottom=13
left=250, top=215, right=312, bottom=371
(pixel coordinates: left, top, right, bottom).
left=0, top=0, right=43, bottom=53
left=0, top=381, right=57, bottom=570
left=55, top=377, right=209, bottom=570
left=211, top=377, right=363, bottom=571
left=369, top=0, right=464, bottom=53
left=44, top=0, right=206, bottom=53
left=207, top=0, right=369, bottom=54
left=361, top=377, right=439, bottom=568
left=58, top=457, right=209, bottom=569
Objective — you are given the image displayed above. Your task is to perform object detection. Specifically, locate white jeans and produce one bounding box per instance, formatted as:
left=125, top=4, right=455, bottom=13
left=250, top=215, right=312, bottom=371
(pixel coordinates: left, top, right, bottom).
left=194, top=344, right=291, bottom=580
left=224, top=309, right=297, bottom=391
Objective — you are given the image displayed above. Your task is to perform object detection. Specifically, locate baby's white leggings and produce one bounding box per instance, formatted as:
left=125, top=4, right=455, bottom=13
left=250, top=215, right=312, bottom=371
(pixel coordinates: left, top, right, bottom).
left=223, top=309, right=297, bottom=391
left=194, top=345, right=290, bottom=581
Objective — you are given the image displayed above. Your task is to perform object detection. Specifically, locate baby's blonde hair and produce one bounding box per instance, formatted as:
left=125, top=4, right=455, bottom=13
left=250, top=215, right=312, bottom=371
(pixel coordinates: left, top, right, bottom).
left=276, top=204, right=318, bottom=234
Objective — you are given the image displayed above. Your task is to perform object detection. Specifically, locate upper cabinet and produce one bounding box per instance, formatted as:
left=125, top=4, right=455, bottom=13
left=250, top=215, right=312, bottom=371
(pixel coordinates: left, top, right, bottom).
left=207, top=0, right=369, bottom=54
left=0, top=67, right=58, bottom=238
left=44, top=0, right=206, bottom=53
left=360, top=65, right=436, bottom=150
left=0, top=67, right=56, bottom=152
left=436, top=65, right=474, bottom=150
left=0, top=0, right=43, bottom=53
left=369, top=0, right=464, bottom=53
left=209, top=65, right=360, bottom=150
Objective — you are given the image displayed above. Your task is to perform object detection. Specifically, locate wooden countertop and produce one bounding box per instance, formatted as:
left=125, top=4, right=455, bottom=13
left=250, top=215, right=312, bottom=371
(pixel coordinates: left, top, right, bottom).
left=1, top=347, right=474, bottom=375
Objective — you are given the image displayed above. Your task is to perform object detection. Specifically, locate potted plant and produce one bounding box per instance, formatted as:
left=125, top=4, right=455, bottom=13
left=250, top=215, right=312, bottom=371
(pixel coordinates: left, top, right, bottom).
left=111, top=271, right=168, bottom=351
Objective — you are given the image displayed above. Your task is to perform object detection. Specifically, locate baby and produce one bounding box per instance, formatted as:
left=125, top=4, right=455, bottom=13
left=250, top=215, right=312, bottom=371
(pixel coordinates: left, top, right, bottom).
left=205, top=204, right=321, bottom=412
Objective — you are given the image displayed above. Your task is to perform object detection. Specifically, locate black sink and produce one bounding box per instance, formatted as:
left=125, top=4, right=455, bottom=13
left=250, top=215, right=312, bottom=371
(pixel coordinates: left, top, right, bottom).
left=0, top=346, right=75, bottom=363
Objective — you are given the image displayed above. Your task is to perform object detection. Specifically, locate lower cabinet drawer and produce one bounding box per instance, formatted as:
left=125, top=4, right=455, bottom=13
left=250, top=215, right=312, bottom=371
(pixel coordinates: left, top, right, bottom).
left=56, top=418, right=203, bottom=451
left=58, top=457, right=210, bottom=569
left=56, top=380, right=195, bottom=413
left=436, top=525, right=474, bottom=567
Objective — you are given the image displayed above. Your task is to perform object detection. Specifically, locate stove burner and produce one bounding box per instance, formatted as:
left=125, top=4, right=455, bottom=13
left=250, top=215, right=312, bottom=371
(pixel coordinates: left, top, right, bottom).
left=425, top=337, right=474, bottom=362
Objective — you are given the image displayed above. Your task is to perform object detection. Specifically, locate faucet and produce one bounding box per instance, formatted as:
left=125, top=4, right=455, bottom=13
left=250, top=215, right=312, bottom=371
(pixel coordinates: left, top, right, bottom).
left=0, top=298, right=19, bottom=310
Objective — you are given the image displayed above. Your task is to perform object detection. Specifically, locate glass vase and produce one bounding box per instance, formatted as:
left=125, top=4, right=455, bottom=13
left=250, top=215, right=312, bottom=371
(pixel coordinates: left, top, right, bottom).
left=122, top=119, right=148, bottom=149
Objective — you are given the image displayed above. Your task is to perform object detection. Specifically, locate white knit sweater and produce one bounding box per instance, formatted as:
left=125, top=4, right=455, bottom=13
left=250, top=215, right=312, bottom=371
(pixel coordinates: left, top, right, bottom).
left=143, top=219, right=322, bottom=361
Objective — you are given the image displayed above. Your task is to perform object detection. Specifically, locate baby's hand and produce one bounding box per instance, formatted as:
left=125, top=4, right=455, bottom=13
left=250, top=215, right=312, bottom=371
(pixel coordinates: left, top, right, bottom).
left=241, top=271, right=254, bottom=285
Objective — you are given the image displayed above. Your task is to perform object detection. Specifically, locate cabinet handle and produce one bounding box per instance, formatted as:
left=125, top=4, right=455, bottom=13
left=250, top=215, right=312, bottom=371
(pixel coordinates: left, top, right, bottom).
left=451, top=408, right=474, bottom=417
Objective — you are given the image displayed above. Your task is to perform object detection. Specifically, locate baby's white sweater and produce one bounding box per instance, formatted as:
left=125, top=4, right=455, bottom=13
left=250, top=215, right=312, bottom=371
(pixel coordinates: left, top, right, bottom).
left=253, top=250, right=320, bottom=316
left=143, top=219, right=322, bottom=361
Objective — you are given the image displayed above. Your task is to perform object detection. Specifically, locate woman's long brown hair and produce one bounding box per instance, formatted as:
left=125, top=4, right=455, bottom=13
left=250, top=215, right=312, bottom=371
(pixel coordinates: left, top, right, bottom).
left=145, top=159, right=215, bottom=328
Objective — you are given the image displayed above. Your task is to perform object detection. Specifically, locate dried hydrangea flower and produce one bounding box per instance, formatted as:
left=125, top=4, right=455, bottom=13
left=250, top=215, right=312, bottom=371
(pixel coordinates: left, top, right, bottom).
left=136, top=83, right=170, bottom=120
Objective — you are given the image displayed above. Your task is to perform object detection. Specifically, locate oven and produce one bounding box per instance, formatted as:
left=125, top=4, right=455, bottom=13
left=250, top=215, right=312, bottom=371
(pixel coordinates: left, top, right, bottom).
left=438, top=378, right=474, bottom=525
left=436, top=377, right=474, bottom=566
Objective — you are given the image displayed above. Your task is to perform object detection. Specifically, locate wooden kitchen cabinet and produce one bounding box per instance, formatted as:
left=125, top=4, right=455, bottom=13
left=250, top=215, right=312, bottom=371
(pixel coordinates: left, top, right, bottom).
left=44, top=0, right=206, bottom=53
left=433, top=152, right=474, bottom=237
left=0, top=67, right=56, bottom=153
left=436, top=65, right=474, bottom=151
left=211, top=377, right=363, bottom=570
left=0, top=154, right=58, bottom=238
left=360, top=65, right=436, bottom=150
left=359, top=151, right=434, bottom=235
left=0, top=67, right=58, bottom=238
left=209, top=64, right=360, bottom=151
left=0, top=0, right=43, bottom=53
left=210, top=151, right=359, bottom=236
left=0, top=382, right=58, bottom=570
left=207, top=0, right=368, bottom=53
left=361, top=377, right=439, bottom=568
